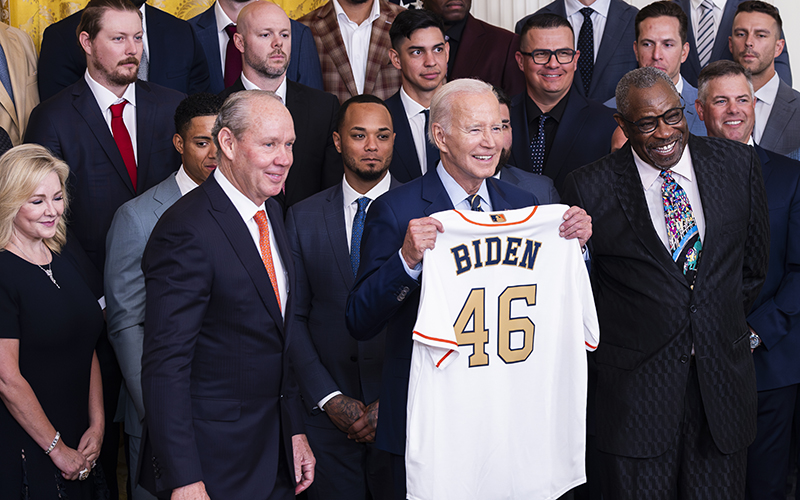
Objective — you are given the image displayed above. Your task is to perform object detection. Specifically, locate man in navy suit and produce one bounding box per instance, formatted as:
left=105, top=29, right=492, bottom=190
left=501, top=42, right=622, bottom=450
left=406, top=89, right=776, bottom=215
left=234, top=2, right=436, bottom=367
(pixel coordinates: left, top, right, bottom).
left=509, top=14, right=616, bottom=195
left=673, top=0, right=790, bottom=87
left=695, top=59, right=800, bottom=500
left=286, top=94, right=398, bottom=500
left=24, top=1, right=185, bottom=496
left=346, top=78, right=592, bottom=500
left=37, top=0, right=209, bottom=101
left=516, top=0, right=639, bottom=104
left=385, top=8, right=448, bottom=183
left=141, top=90, right=315, bottom=499
left=189, top=0, right=323, bottom=93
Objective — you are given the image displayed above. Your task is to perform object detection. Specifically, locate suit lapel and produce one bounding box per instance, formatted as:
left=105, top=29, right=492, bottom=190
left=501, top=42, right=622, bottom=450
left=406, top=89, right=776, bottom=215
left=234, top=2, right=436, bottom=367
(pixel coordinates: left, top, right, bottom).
left=205, top=176, right=286, bottom=330
left=509, top=94, right=531, bottom=170
left=450, top=15, right=484, bottom=82
left=592, top=1, right=630, bottom=87
left=760, top=81, right=797, bottom=152
left=144, top=6, right=165, bottom=79
left=612, top=145, right=688, bottom=286
left=0, top=32, right=18, bottom=132
left=317, top=4, right=358, bottom=98
left=152, top=174, right=181, bottom=219
left=689, top=136, right=725, bottom=288
left=421, top=168, right=455, bottom=215
left=680, top=0, right=702, bottom=82
left=193, top=7, right=223, bottom=91
left=544, top=89, right=586, bottom=180
left=72, top=79, right=136, bottom=196
left=267, top=198, right=293, bottom=329
left=486, top=177, right=515, bottom=211
left=135, top=82, right=156, bottom=194
left=363, top=4, right=393, bottom=96
left=713, top=1, right=737, bottom=61
left=387, top=94, right=422, bottom=180
left=323, top=186, right=355, bottom=288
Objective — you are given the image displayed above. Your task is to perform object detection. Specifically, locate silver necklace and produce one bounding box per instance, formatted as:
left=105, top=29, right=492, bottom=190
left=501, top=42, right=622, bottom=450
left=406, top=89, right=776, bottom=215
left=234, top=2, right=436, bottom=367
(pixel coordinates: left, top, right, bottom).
left=10, top=240, right=61, bottom=289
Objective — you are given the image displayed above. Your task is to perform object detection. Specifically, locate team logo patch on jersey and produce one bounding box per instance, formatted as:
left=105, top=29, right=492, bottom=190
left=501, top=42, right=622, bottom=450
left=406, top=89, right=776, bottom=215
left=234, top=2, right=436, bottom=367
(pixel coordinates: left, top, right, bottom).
left=490, top=214, right=507, bottom=223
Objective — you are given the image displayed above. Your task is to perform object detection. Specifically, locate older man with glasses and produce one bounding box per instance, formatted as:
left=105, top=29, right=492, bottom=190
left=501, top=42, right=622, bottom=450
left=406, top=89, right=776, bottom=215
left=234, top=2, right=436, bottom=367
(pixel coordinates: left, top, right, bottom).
left=562, top=65, right=769, bottom=499
left=506, top=12, right=616, bottom=196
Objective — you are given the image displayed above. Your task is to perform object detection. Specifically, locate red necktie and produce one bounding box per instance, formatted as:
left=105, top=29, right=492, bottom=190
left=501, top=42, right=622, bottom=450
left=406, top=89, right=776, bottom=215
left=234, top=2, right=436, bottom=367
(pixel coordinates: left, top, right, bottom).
left=253, top=210, right=281, bottom=310
left=110, top=101, right=137, bottom=191
left=224, top=24, right=241, bottom=88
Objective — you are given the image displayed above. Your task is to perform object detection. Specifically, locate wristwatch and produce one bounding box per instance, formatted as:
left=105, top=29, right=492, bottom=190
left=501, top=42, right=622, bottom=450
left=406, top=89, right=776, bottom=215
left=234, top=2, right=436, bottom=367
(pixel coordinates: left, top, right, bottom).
left=749, top=332, right=762, bottom=350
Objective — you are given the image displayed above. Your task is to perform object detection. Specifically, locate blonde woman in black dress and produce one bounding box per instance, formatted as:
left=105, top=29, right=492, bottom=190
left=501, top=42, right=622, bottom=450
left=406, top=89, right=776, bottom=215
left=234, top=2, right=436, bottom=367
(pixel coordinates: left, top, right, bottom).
left=0, top=144, right=105, bottom=499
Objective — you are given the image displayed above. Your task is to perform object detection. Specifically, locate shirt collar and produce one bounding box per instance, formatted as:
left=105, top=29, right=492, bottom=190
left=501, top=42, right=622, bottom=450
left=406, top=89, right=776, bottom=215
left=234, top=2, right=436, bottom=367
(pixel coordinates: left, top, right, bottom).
left=240, top=72, right=287, bottom=102
left=436, top=162, right=491, bottom=209
left=565, top=0, right=610, bottom=18
left=525, top=91, right=569, bottom=124
left=214, top=167, right=265, bottom=221
left=215, top=1, right=235, bottom=33
left=174, top=165, right=201, bottom=196
left=445, top=16, right=468, bottom=43
left=754, top=72, right=780, bottom=106
left=84, top=69, right=137, bottom=110
left=139, top=4, right=147, bottom=34
left=332, top=0, right=381, bottom=27
left=690, top=0, right=726, bottom=10
left=632, top=142, right=694, bottom=191
left=675, top=76, right=684, bottom=95
left=400, top=86, right=426, bottom=119
left=342, top=172, right=392, bottom=207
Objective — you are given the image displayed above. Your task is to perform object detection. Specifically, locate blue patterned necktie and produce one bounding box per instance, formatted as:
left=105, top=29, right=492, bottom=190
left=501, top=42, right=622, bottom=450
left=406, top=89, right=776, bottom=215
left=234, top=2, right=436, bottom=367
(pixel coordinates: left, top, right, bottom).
left=350, top=196, right=370, bottom=276
left=577, top=7, right=595, bottom=95
left=0, top=44, right=14, bottom=106
left=661, top=171, right=702, bottom=286
left=467, top=194, right=483, bottom=212
left=530, top=114, right=549, bottom=174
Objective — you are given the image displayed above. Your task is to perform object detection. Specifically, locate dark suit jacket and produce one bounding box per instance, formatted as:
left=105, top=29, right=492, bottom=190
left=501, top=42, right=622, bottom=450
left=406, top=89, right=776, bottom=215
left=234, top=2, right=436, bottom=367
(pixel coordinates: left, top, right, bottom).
left=285, top=177, right=401, bottom=425
left=220, top=78, right=341, bottom=209
left=516, top=0, right=639, bottom=103
left=385, top=90, right=437, bottom=183
left=561, top=136, right=769, bottom=458
left=345, top=168, right=538, bottom=455
left=140, top=174, right=302, bottom=498
left=749, top=145, right=800, bottom=392
left=37, top=5, right=209, bottom=102
left=508, top=87, right=616, bottom=195
left=673, top=0, right=792, bottom=87
left=189, top=4, right=324, bottom=94
left=499, top=165, right=560, bottom=204
left=451, top=14, right=525, bottom=97
left=24, top=78, right=183, bottom=275
left=758, top=79, right=800, bottom=157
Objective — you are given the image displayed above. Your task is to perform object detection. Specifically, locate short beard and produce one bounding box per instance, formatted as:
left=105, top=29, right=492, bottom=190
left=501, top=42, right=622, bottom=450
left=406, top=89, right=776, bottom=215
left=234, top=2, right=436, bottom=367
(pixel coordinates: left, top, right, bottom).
left=94, top=58, right=139, bottom=87
left=343, top=151, right=392, bottom=182
left=245, top=51, right=289, bottom=80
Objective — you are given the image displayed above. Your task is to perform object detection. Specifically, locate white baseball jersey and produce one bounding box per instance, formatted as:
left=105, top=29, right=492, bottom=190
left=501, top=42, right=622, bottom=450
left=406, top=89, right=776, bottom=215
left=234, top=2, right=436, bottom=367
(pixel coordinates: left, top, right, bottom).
left=406, top=205, right=599, bottom=500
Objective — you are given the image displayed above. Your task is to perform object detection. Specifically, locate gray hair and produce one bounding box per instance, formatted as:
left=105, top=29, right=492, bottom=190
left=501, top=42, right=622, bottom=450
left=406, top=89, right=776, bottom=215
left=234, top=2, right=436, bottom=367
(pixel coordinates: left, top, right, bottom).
left=697, top=60, right=754, bottom=104
left=615, top=67, right=677, bottom=118
left=212, top=90, right=282, bottom=158
left=429, top=78, right=498, bottom=143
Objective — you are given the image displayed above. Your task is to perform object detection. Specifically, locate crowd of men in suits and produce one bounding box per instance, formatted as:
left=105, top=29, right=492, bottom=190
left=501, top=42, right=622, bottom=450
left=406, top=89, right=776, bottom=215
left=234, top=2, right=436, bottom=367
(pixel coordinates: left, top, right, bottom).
left=0, top=0, right=798, bottom=497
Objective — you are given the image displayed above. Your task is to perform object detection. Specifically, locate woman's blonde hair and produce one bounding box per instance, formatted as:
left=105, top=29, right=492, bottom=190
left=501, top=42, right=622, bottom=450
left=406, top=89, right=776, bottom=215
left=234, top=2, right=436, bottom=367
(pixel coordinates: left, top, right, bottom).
left=0, top=144, right=70, bottom=253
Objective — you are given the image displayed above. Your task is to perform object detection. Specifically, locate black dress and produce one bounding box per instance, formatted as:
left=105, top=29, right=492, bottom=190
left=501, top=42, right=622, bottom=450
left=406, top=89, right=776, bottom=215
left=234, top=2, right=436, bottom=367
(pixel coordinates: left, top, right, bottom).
left=0, top=250, right=104, bottom=499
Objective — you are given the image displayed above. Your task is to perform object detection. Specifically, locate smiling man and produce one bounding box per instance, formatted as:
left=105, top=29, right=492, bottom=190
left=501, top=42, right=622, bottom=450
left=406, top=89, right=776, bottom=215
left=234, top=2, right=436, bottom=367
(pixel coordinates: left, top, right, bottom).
left=562, top=66, right=769, bottom=499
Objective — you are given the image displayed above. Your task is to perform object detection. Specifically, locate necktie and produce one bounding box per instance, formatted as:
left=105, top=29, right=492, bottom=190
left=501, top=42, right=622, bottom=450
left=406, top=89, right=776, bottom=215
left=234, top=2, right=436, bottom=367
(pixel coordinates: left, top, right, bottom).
left=530, top=114, right=549, bottom=175
left=224, top=24, right=242, bottom=88
left=0, top=44, right=14, bottom=106
left=696, top=0, right=716, bottom=67
left=467, top=194, right=483, bottom=212
left=577, top=7, right=595, bottom=95
left=254, top=210, right=282, bottom=309
left=422, top=109, right=439, bottom=174
left=110, top=101, right=137, bottom=191
left=138, top=44, right=149, bottom=81
left=661, top=171, right=702, bottom=286
left=350, top=197, right=370, bottom=277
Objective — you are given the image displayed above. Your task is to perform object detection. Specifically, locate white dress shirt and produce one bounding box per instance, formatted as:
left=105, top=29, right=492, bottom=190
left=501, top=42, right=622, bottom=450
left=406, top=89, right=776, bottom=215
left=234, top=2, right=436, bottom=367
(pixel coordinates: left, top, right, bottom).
left=754, top=72, right=779, bottom=144
left=84, top=70, right=138, bottom=164
left=332, top=0, right=381, bottom=94
left=241, top=72, right=288, bottom=103
left=214, top=168, right=288, bottom=315
left=690, top=0, right=726, bottom=53
left=565, top=0, right=610, bottom=62
left=400, top=87, right=430, bottom=175
left=214, top=1, right=236, bottom=72
left=174, top=165, right=201, bottom=196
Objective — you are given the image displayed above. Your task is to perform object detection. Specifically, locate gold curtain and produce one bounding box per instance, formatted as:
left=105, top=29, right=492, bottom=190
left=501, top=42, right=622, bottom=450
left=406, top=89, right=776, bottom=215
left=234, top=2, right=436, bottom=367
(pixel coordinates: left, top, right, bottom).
left=1, top=0, right=328, bottom=51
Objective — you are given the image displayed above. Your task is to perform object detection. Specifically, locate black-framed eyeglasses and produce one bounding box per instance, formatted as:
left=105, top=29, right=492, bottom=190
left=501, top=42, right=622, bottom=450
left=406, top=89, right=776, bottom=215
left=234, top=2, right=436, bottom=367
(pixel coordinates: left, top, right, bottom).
left=520, top=48, right=577, bottom=65
left=619, top=105, right=685, bottom=134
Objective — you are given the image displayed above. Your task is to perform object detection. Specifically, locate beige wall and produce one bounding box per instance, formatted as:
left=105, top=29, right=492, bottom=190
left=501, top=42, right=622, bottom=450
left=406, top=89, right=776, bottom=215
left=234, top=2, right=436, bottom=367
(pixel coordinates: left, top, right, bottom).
left=471, top=0, right=797, bottom=87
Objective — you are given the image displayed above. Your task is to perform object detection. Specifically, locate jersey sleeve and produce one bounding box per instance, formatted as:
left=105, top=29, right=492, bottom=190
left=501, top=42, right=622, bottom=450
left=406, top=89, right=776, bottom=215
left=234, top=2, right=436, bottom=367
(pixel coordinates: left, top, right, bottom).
left=412, top=247, right=461, bottom=369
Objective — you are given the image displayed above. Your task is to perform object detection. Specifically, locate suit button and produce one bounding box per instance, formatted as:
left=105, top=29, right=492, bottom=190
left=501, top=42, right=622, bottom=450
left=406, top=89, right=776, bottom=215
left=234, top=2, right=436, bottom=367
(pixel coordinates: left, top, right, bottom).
left=397, top=286, right=410, bottom=301
left=690, top=305, right=697, bottom=313
left=680, top=355, right=689, bottom=363
left=350, top=356, right=358, bottom=362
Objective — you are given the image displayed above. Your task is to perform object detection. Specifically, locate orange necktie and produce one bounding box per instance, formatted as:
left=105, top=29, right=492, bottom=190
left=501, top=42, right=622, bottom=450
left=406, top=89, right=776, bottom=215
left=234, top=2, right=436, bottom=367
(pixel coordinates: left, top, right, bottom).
left=253, top=210, right=281, bottom=310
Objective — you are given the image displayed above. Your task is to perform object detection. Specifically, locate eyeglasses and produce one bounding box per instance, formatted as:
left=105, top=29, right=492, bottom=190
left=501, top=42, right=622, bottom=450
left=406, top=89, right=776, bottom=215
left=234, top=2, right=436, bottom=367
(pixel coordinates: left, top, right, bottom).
left=520, top=49, right=577, bottom=65
left=619, top=106, right=685, bottom=134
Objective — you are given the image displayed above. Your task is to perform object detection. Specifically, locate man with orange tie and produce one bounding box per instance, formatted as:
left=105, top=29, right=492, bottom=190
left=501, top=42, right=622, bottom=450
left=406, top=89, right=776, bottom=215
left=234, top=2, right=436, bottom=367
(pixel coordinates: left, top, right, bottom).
left=140, top=90, right=315, bottom=500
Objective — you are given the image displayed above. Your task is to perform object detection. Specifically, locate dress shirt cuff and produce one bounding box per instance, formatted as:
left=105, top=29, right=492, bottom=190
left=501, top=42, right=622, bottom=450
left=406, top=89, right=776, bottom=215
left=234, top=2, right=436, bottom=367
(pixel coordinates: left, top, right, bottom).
left=399, top=249, right=422, bottom=280
left=318, top=391, right=343, bottom=411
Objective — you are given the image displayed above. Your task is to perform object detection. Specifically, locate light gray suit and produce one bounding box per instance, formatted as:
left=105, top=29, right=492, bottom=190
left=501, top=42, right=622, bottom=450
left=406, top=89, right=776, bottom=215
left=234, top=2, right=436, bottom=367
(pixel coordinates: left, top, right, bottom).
left=758, top=79, right=800, bottom=157
left=104, top=173, right=183, bottom=500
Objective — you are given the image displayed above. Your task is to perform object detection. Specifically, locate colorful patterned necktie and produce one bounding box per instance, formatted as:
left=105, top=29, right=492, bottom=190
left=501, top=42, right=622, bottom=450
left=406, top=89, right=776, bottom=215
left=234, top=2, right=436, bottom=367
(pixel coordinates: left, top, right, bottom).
left=110, top=101, right=137, bottom=192
left=661, top=170, right=702, bottom=286
left=530, top=114, right=549, bottom=174
left=696, top=0, right=716, bottom=67
left=577, top=7, right=595, bottom=95
left=467, top=194, right=483, bottom=212
left=254, top=210, right=281, bottom=309
left=350, top=197, right=370, bottom=277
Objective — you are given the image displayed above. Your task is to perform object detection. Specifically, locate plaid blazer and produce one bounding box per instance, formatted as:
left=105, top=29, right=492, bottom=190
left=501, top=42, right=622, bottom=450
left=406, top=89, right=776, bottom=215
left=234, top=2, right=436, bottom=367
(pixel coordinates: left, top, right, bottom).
left=300, top=0, right=404, bottom=103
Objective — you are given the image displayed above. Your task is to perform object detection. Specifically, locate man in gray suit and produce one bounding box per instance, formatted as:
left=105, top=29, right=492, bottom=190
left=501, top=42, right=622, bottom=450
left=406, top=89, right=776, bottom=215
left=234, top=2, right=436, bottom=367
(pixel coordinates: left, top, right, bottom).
left=285, top=93, right=397, bottom=500
left=730, top=1, right=798, bottom=157
left=104, top=93, right=222, bottom=500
